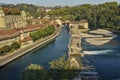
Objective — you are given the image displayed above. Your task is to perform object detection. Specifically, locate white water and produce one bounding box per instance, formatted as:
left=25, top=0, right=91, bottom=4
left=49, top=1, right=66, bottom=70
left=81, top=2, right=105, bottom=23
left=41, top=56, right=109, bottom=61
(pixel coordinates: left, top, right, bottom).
left=83, top=50, right=113, bottom=55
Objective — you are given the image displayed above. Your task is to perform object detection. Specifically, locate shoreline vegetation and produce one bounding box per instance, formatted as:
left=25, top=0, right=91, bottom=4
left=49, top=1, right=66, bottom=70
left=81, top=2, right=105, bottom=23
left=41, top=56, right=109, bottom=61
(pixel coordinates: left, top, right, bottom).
left=0, top=25, right=60, bottom=67
left=0, top=25, right=55, bottom=57
left=21, top=54, right=81, bottom=80
left=48, top=2, right=120, bottom=31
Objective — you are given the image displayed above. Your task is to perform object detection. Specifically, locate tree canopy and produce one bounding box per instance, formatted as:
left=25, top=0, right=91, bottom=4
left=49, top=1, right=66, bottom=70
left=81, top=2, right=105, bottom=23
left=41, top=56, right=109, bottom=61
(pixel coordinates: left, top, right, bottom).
left=21, top=54, right=81, bottom=80
left=48, top=2, right=120, bottom=30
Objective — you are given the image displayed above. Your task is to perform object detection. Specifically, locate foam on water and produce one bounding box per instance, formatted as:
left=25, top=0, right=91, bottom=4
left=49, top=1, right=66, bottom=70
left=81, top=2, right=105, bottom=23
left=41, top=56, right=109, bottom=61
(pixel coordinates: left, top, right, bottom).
left=83, top=50, right=113, bottom=55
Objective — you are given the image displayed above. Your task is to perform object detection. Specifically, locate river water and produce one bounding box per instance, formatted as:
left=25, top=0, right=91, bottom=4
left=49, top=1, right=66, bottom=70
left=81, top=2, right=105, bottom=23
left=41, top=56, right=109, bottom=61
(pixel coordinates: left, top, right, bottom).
left=0, top=26, right=71, bottom=80
left=82, top=34, right=120, bottom=80
left=0, top=26, right=120, bottom=80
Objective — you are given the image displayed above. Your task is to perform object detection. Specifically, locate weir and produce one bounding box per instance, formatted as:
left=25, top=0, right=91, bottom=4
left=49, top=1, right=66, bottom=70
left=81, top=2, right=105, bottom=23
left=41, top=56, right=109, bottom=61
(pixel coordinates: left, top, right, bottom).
left=68, top=22, right=98, bottom=80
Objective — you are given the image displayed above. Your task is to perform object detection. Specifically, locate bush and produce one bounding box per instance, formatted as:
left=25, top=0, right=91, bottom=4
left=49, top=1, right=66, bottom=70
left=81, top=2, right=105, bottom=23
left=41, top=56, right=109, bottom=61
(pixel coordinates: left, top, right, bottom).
left=21, top=54, right=81, bottom=80
left=30, top=25, right=55, bottom=41
left=0, top=45, right=11, bottom=56
left=11, top=42, right=21, bottom=50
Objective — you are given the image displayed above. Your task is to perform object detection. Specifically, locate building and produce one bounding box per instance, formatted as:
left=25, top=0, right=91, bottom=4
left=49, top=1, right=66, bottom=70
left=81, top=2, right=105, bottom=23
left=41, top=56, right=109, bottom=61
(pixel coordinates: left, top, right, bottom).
left=79, top=19, right=89, bottom=29
left=0, top=7, right=27, bottom=29
left=19, top=31, right=33, bottom=47
left=0, top=7, right=6, bottom=28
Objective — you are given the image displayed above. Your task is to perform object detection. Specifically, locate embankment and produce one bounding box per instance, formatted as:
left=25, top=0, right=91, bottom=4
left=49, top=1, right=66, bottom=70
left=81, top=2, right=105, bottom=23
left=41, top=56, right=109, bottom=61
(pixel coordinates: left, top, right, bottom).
left=0, top=27, right=61, bottom=67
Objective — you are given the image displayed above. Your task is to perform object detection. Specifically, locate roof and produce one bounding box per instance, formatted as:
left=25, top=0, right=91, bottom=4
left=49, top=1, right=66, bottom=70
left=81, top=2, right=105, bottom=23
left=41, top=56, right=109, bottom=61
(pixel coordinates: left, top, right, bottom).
left=20, top=36, right=33, bottom=43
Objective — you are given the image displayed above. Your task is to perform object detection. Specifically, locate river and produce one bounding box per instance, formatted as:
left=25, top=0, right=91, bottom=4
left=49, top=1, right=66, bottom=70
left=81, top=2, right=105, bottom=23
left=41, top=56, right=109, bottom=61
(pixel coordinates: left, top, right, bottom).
left=0, top=26, right=71, bottom=80
left=82, top=34, right=120, bottom=80
left=0, top=26, right=120, bottom=80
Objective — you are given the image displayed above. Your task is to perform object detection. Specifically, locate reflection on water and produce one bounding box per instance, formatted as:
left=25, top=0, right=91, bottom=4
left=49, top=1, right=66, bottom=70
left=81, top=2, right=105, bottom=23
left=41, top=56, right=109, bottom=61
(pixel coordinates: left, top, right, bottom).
left=82, top=34, right=120, bottom=80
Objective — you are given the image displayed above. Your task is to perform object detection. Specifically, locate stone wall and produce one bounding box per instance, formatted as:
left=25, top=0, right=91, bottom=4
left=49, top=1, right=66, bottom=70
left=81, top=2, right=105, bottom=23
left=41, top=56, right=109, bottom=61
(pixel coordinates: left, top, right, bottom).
left=0, top=8, right=6, bottom=28
left=0, top=8, right=27, bottom=29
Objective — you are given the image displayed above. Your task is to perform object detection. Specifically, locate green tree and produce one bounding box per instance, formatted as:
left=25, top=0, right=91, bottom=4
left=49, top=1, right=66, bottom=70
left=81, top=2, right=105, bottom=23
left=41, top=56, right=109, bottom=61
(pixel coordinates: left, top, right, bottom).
left=11, top=42, right=21, bottom=50
left=30, top=25, right=55, bottom=41
left=21, top=64, right=50, bottom=80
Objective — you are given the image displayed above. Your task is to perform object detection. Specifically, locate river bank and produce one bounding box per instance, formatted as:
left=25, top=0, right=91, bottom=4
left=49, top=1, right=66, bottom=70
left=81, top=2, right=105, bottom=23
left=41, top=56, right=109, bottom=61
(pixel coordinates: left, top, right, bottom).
left=0, top=26, right=70, bottom=80
left=0, top=26, right=61, bottom=67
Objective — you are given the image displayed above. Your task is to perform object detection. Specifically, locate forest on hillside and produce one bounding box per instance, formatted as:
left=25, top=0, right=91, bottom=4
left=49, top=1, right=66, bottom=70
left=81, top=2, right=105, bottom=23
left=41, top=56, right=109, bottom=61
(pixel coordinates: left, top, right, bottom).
left=1, top=4, right=39, bottom=17
left=48, top=2, right=120, bottom=30
left=1, top=2, right=120, bottom=30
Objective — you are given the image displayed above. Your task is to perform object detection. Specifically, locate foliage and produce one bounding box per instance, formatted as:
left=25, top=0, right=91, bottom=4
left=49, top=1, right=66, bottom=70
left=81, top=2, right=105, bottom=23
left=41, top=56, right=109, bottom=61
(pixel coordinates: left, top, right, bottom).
left=21, top=54, right=81, bottom=80
left=11, top=42, right=21, bottom=49
left=30, top=25, right=55, bottom=41
left=0, top=42, right=21, bottom=56
left=2, top=7, right=20, bottom=15
left=48, top=2, right=120, bottom=30
left=0, top=45, right=11, bottom=56
left=21, top=64, right=50, bottom=80
left=26, top=19, right=33, bottom=24
left=49, top=54, right=70, bottom=69
left=1, top=4, right=40, bottom=18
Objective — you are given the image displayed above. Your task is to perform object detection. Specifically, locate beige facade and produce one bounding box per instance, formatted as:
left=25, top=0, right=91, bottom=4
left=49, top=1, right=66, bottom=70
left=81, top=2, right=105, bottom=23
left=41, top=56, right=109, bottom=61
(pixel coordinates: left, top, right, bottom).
left=79, top=19, right=89, bottom=29
left=0, top=8, right=27, bottom=29
left=0, top=36, right=20, bottom=48
left=0, top=7, right=6, bottom=28
left=0, top=31, right=33, bottom=48
left=6, top=11, right=27, bottom=29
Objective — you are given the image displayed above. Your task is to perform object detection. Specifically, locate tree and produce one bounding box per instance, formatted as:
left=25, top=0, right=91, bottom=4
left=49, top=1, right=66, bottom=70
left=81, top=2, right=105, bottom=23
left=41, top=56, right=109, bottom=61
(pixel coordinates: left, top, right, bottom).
left=21, top=64, right=50, bottom=80
left=11, top=42, right=21, bottom=50
left=48, top=2, right=120, bottom=31
left=21, top=54, right=81, bottom=80
left=0, top=45, right=11, bottom=56
left=30, top=25, right=55, bottom=41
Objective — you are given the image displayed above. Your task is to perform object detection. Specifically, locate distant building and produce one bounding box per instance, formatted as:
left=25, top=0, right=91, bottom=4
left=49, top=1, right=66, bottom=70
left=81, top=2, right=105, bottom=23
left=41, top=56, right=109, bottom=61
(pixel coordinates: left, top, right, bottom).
left=0, top=7, right=6, bottom=28
left=45, top=8, right=52, bottom=13
left=19, top=31, right=33, bottom=47
left=79, top=19, right=88, bottom=29
left=0, top=7, right=27, bottom=29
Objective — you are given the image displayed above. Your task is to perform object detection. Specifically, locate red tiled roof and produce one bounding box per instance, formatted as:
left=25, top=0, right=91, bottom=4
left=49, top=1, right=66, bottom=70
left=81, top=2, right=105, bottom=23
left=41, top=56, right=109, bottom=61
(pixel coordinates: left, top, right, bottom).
left=20, top=36, right=33, bottom=43
left=0, top=24, right=49, bottom=41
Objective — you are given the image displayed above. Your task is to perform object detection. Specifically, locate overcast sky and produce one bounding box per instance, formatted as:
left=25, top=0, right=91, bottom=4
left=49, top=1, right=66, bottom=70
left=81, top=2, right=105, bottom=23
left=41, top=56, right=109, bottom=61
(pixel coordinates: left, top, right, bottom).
left=0, top=0, right=120, bottom=6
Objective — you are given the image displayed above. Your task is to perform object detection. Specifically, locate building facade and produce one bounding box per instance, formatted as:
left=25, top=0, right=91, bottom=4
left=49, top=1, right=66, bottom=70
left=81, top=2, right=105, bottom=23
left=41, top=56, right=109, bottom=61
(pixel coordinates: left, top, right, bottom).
left=0, top=7, right=27, bottom=29
left=0, top=7, right=6, bottom=29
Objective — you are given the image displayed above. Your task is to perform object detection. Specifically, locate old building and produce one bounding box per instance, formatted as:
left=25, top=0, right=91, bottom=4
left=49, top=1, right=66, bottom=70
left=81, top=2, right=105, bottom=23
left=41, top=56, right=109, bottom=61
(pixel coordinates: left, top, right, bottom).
left=0, top=7, right=27, bottom=29
left=79, top=19, right=89, bottom=29
left=0, top=7, right=6, bottom=29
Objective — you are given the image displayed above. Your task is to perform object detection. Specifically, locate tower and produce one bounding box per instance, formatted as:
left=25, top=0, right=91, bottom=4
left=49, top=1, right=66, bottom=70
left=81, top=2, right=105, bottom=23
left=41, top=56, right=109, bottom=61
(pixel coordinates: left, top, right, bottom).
left=0, top=7, right=6, bottom=28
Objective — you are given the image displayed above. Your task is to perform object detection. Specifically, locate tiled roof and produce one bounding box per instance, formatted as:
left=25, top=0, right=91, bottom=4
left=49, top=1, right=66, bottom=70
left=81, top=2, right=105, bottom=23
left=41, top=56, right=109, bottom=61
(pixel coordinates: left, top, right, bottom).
left=20, top=36, right=33, bottom=43
left=0, top=24, right=48, bottom=41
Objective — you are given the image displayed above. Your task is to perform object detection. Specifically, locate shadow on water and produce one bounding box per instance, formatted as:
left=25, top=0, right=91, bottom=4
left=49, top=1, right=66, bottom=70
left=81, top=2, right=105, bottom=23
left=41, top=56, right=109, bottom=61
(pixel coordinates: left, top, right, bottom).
left=0, top=26, right=71, bottom=80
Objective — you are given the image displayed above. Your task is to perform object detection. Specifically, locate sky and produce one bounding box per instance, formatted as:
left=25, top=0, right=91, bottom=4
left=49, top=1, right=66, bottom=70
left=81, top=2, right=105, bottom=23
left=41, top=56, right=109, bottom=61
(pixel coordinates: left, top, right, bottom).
left=0, top=0, right=120, bottom=7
